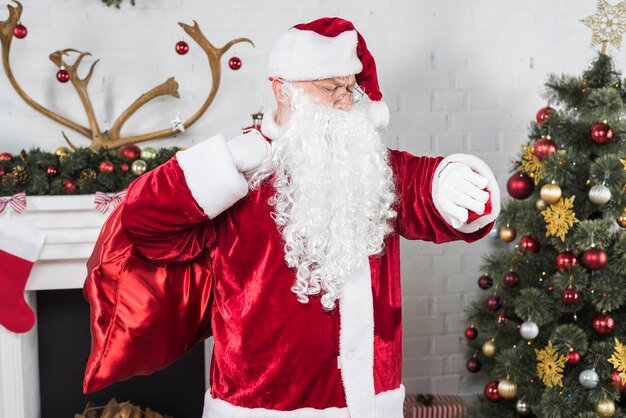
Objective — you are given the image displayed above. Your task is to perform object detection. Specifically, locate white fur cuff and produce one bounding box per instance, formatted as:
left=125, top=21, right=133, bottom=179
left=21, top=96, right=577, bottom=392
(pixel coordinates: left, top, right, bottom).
left=176, top=135, right=249, bottom=219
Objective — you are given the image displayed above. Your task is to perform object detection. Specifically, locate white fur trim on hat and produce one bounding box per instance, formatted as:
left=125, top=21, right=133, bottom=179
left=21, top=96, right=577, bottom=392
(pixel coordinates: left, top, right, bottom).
left=368, top=101, right=389, bottom=129
left=267, top=29, right=363, bottom=81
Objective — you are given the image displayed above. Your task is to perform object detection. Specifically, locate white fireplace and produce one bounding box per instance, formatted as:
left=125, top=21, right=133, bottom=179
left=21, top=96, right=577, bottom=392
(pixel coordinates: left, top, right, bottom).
left=0, top=195, right=212, bottom=418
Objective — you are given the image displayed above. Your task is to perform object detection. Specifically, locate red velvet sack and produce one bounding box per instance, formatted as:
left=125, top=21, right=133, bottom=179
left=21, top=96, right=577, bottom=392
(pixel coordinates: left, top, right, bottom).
left=83, top=203, right=213, bottom=393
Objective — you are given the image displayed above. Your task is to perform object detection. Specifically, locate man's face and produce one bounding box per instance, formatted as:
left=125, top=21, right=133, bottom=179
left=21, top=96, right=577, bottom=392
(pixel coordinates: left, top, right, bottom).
left=294, top=75, right=359, bottom=110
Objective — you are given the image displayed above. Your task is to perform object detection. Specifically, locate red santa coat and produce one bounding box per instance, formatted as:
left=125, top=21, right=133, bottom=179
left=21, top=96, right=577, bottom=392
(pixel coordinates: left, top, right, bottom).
left=120, top=114, right=499, bottom=418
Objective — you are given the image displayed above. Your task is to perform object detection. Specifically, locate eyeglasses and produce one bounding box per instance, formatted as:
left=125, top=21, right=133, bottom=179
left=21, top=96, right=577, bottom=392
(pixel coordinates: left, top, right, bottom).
left=311, top=81, right=365, bottom=103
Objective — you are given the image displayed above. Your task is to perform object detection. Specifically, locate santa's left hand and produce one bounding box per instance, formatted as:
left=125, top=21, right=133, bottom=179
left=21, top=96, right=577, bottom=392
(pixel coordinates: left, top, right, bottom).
left=433, top=162, right=490, bottom=229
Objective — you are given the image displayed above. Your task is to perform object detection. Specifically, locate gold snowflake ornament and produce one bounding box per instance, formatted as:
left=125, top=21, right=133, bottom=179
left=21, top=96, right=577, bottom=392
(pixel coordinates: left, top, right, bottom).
left=535, top=340, right=568, bottom=388
left=609, top=338, right=626, bottom=385
left=518, top=145, right=544, bottom=185
left=620, top=158, right=626, bottom=170
left=583, top=0, right=626, bottom=51
left=542, top=196, right=579, bottom=241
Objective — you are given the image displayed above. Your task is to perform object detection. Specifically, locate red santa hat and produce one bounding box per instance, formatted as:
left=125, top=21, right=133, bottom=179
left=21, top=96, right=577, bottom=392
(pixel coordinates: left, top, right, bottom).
left=267, top=17, right=389, bottom=128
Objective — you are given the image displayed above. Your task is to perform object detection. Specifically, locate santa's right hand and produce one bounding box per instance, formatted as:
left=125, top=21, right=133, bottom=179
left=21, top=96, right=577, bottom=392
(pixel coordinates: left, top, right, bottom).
left=227, top=130, right=270, bottom=173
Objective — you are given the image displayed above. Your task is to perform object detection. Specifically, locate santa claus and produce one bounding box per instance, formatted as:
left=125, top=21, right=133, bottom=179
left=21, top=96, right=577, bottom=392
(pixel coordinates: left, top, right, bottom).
left=115, top=17, right=500, bottom=418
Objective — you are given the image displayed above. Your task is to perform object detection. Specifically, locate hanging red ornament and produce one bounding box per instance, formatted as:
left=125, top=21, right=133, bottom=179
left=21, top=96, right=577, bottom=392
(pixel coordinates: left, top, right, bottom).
left=56, top=68, right=70, bottom=83
left=556, top=251, right=578, bottom=271
left=519, top=235, right=540, bottom=253
left=592, top=312, right=615, bottom=335
left=533, top=138, right=557, bottom=160
left=120, top=144, right=142, bottom=160
left=229, top=56, right=242, bottom=70
left=486, top=295, right=501, bottom=311
left=466, top=357, right=482, bottom=373
left=478, top=274, right=493, bottom=290
left=121, top=163, right=130, bottom=173
left=581, top=248, right=607, bottom=270
left=561, top=288, right=580, bottom=306
left=567, top=350, right=581, bottom=365
left=98, top=161, right=115, bottom=174
left=590, top=123, right=614, bottom=145
left=536, top=107, right=553, bottom=124
left=63, top=178, right=77, bottom=194
left=0, top=152, right=13, bottom=162
left=465, top=326, right=478, bottom=340
left=0, top=166, right=5, bottom=176
left=611, top=370, right=626, bottom=391
left=507, top=172, right=534, bottom=199
left=502, top=271, right=520, bottom=288
left=484, top=381, right=501, bottom=402
left=12, top=23, right=28, bottom=39
left=46, top=166, right=58, bottom=177
left=175, top=39, right=189, bottom=55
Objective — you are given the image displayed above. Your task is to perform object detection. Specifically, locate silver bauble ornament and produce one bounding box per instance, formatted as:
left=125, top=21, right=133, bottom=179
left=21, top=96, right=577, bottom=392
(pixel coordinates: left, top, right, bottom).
left=131, top=159, right=148, bottom=176
left=516, top=399, right=531, bottom=415
left=589, top=184, right=611, bottom=205
left=579, top=369, right=599, bottom=388
left=520, top=321, right=539, bottom=340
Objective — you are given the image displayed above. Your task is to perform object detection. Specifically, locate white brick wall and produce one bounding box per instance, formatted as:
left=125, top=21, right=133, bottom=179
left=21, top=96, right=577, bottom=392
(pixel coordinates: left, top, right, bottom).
left=0, top=0, right=607, bottom=398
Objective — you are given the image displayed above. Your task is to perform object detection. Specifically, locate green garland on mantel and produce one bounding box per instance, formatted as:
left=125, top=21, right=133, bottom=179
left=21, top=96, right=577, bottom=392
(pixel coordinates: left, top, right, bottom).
left=102, top=0, right=135, bottom=8
left=0, top=146, right=178, bottom=197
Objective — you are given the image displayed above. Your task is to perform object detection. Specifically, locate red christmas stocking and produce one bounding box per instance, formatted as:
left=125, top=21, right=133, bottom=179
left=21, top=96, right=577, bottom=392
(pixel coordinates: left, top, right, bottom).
left=0, top=219, right=45, bottom=333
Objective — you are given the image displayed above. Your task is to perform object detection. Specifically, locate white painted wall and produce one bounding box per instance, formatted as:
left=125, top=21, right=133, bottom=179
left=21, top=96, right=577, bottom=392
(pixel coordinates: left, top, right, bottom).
left=0, top=0, right=612, bottom=398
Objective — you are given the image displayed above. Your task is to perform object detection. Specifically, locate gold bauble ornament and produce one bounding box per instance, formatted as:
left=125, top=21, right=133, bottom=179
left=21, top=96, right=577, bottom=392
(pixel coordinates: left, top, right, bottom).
left=131, top=159, right=148, bottom=176
left=596, top=398, right=616, bottom=417
left=589, top=184, right=611, bottom=205
left=499, top=226, right=516, bottom=242
left=540, top=182, right=562, bottom=204
left=536, top=199, right=547, bottom=211
left=482, top=339, right=497, bottom=358
left=140, top=147, right=157, bottom=160
left=618, top=210, right=626, bottom=228
left=54, top=146, right=71, bottom=162
left=497, top=378, right=518, bottom=400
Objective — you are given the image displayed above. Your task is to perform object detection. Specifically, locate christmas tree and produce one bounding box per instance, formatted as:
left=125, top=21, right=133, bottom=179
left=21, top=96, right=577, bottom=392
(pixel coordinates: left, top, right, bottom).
left=464, top=4, right=626, bottom=418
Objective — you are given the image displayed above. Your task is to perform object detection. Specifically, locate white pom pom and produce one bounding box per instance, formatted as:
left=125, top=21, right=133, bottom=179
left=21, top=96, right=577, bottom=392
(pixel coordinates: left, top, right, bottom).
left=369, top=101, right=389, bottom=129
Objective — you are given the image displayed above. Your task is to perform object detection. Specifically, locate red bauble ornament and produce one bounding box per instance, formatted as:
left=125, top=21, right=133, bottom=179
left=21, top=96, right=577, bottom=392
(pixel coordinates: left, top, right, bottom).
left=507, top=172, right=534, bottom=200
left=63, top=178, right=76, bottom=194
left=502, top=271, right=520, bottom=288
left=581, top=248, right=607, bottom=270
left=46, top=166, right=58, bottom=177
left=478, top=275, right=493, bottom=290
left=175, top=40, right=189, bottom=55
left=465, top=326, right=478, bottom=340
left=0, top=166, right=5, bottom=176
left=56, top=68, right=70, bottom=83
left=99, top=161, right=114, bottom=174
left=519, top=235, right=540, bottom=253
left=611, top=370, right=626, bottom=391
left=0, top=152, right=13, bottom=162
left=556, top=251, right=578, bottom=271
left=229, top=56, right=242, bottom=70
left=12, top=23, right=28, bottom=39
left=120, top=144, right=141, bottom=160
left=536, top=106, right=553, bottom=124
left=567, top=350, right=581, bottom=365
left=592, top=313, right=615, bottom=335
left=484, top=380, right=501, bottom=402
left=561, top=288, right=580, bottom=306
left=121, top=163, right=130, bottom=172
left=534, top=138, right=556, bottom=160
left=486, top=295, right=501, bottom=311
left=590, top=123, right=614, bottom=145
left=466, top=357, right=482, bottom=373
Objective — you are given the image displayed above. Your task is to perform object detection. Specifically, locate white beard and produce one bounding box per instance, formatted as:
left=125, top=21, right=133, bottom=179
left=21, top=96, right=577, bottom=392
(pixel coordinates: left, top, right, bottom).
left=250, top=87, right=397, bottom=310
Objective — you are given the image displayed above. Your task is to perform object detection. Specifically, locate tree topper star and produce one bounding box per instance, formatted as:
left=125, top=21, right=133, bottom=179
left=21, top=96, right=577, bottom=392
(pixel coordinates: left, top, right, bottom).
left=583, top=0, right=626, bottom=51
left=170, top=112, right=186, bottom=133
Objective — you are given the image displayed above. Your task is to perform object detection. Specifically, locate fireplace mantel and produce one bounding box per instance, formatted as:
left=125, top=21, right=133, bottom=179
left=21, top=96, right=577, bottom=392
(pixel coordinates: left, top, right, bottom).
left=0, top=195, right=211, bottom=418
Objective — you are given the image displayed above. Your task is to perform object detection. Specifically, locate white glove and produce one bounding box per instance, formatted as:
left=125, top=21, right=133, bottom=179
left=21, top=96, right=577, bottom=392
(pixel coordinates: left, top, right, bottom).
left=433, top=162, right=490, bottom=229
left=227, top=130, right=270, bottom=173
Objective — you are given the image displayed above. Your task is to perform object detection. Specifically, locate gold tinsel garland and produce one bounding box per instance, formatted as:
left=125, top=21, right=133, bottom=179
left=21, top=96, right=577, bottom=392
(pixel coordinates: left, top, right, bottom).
left=609, top=338, right=626, bottom=385
left=535, top=340, right=568, bottom=388
left=541, top=196, right=579, bottom=241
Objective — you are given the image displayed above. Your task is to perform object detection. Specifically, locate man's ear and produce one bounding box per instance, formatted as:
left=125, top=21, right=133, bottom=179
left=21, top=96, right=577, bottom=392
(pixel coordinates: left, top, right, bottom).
left=271, top=78, right=289, bottom=104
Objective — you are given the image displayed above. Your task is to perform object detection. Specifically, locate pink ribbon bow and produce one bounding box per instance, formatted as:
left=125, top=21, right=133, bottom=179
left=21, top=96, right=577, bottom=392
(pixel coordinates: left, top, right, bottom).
left=94, top=190, right=127, bottom=214
left=0, top=192, right=27, bottom=214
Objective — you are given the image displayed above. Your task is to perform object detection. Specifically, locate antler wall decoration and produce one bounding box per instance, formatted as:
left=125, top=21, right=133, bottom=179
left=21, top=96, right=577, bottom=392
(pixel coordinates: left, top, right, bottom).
left=0, top=1, right=253, bottom=150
